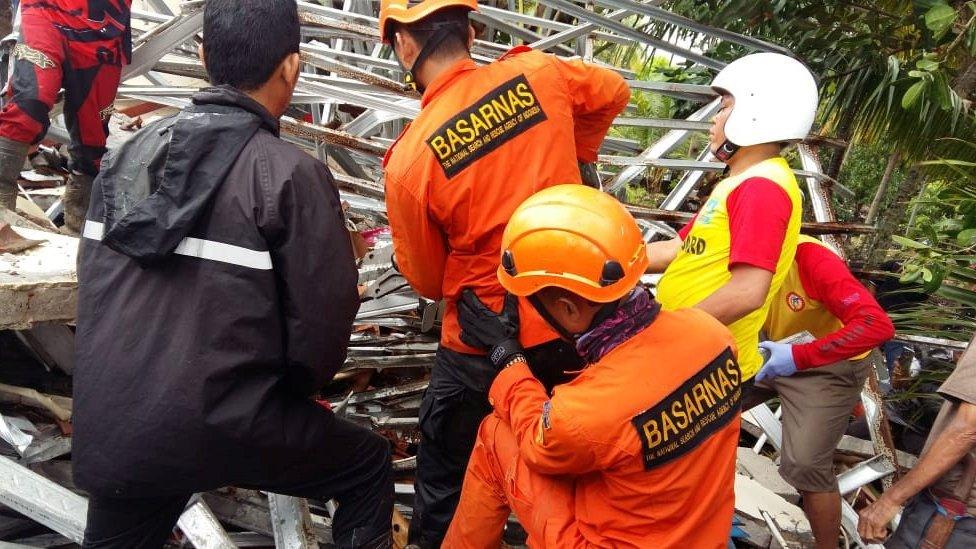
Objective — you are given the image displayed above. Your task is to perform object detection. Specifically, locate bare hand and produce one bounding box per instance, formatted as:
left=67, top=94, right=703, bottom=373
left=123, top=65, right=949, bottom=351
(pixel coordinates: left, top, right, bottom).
left=858, top=495, right=901, bottom=542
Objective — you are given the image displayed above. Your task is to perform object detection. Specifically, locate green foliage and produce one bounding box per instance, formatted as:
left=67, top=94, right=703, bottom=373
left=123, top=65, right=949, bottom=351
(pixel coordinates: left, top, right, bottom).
left=659, top=0, right=976, bottom=161
left=888, top=140, right=976, bottom=338
left=625, top=185, right=664, bottom=208
left=833, top=144, right=907, bottom=221
left=605, top=54, right=681, bottom=147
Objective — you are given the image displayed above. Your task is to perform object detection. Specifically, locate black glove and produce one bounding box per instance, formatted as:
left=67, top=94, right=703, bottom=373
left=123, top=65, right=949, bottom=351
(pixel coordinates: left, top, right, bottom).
left=578, top=161, right=602, bottom=189
left=458, top=289, right=524, bottom=369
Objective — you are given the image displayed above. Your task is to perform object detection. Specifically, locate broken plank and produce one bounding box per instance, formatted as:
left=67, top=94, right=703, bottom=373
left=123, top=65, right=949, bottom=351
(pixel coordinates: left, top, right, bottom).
left=0, top=227, right=77, bottom=331
left=735, top=474, right=813, bottom=547
left=836, top=435, right=918, bottom=469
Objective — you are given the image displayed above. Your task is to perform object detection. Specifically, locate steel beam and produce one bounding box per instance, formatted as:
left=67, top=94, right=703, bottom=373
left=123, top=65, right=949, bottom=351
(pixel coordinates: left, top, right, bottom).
left=530, top=1, right=666, bottom=51
left=861, top=376, right=900, bottom=492
left=267, top=494, right=317, bottom=549
left=470, top=12, right=577, bottom=56
left=796, top=144, right=845, bottom=256
left=301, top=47, right=408, bottom=94
left=298, top=79, right=418, bottom=118
left=606, top=99, right=720, bottom=194
left=536, top=0, right=725, bottom=70
left=627, top=79, right=717, bottom=101
left=304, top=41, right=400, bottom=71
left=0, top=457, right=86, bottom=543
left=476, top=5, right=630, bottom=48
left=837, top=455, right=896, bottom=496
left=593, top=0, right=791, bottom=55
left=895, top=334, right=971, bottom=350
left=659, top=147, right=714, bottom=211
left=177, top=498, right=238, bottom=549
left=599, top=156, right=725, bottom=170
left=124, top=9, right=204, bottom=81
left=743, top=403, right=783, bottom=452
left=611, top=117, right=712, bottom=130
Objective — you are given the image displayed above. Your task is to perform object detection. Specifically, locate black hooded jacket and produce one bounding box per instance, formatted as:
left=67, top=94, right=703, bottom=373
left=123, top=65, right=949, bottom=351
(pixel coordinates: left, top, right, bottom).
left=72, top=86, right=359, bottom=497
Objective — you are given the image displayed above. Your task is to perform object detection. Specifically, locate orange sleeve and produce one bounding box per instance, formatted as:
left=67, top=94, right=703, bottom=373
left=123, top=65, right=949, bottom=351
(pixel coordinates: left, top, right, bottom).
left=385, top=173, right=448, bottom=299
left=489, top=362, right=608, bottom=475
left=552, top=58, right=631, bottom=162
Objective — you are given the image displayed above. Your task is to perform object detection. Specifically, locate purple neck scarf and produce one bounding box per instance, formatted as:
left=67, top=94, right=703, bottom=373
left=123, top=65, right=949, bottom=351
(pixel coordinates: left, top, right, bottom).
left=575, top=288, right=660, bottom=364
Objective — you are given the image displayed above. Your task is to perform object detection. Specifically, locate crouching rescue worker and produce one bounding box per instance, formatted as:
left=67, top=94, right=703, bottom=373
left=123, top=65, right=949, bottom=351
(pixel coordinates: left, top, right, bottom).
left=0, top=0, right=131, bottom=233
left=747, top=235, right=895, bottom=548
left=379, top=0, right=630, bottom=545
left=443, top=185, right=743, bottom=548
left=858, top=333, right=976, bottom=547
left=645, top=52, right=819, bottom=385
left=72, top=2, right=392, bottom=547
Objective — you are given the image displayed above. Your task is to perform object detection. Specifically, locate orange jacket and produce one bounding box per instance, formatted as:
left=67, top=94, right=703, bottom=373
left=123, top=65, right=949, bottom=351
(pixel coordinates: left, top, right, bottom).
left=488, top=308, right=741, bottom=548
left=383, top=47, right=630, bottom=353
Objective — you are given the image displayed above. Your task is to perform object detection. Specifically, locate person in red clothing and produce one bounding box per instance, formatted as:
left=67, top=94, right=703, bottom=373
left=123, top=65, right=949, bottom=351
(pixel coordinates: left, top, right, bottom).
left=443, top=185, right=742, bottom=548
left=748, top=235, right=895, bottom=548
left=0, top=0, right=130, bottom=233
left=379, top=1, right=630, bottom=545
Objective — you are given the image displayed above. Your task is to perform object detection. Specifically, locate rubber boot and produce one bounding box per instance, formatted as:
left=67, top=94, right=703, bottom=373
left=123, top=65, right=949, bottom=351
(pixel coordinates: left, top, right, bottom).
left=62, top=171, right=94, bottom=235
left=0, top=137, right=29, bottom=211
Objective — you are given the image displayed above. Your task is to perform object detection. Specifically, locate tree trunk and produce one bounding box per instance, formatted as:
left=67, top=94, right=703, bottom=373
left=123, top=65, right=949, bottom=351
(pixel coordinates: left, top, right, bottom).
left=865, top=148, right=902, bottom=226
left=861, top=166, right=924, bottom=267
left=865, top=149, right=902, bottom=225
left=906, top=176, right=930, bottom=231
left=825, top=112, right=854, bottom=181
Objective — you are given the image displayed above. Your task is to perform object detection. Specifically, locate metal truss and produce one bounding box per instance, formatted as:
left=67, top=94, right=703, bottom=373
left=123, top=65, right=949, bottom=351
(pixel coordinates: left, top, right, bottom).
left=4, top=1, right=893, bottom=547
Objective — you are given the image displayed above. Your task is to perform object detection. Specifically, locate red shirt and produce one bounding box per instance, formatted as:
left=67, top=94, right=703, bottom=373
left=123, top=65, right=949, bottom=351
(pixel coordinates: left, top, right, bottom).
left=787, top=242, right=896, bottom=369
left=679, top=177, right=792, bottom=272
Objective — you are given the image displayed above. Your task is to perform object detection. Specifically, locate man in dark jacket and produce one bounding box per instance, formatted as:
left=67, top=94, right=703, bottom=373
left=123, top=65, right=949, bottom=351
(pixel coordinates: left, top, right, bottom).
left=72, top=1, right=393, bottom=548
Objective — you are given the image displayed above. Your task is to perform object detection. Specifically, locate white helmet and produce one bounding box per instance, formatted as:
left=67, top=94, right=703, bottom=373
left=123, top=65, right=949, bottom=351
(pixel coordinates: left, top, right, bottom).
left=711, top=52, right=819, bottom=147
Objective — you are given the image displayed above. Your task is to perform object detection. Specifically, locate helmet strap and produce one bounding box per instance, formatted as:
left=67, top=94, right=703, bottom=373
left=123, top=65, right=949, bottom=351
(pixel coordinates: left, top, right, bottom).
left=529, top=295, right=577, bottom=343
left=714, top=139, right=739, bottom=162
left=398, top=25, right=460, bottom=93
left=528, top=295, right=621, bottom=345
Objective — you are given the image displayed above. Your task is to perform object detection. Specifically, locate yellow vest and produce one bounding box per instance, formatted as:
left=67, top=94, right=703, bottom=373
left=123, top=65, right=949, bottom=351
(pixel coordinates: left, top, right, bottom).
left=656, top=157, right=802, bottom=380
left=765, top=236, right=871, bottom=360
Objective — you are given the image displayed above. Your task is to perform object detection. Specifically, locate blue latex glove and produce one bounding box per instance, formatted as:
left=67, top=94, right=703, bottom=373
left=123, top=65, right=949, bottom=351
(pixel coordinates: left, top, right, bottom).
left=755, top=341, right=798, bottom=383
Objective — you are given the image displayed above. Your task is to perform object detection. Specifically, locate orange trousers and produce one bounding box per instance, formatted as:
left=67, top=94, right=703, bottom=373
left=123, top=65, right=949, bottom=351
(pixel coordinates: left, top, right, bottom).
left=443, top=414, right=587, bottom=549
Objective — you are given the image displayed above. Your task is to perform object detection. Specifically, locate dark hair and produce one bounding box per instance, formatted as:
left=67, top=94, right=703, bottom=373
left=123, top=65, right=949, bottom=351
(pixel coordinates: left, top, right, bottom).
left=203, top=0, right=300, bottom=91
left=389, top=7, right=471, bottom=62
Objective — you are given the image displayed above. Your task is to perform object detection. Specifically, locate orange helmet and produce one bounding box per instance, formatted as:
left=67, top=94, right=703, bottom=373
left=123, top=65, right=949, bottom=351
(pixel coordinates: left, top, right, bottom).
left=498, top=185, right=648, bottom=303
left=379, top=0, right=479, bottom=44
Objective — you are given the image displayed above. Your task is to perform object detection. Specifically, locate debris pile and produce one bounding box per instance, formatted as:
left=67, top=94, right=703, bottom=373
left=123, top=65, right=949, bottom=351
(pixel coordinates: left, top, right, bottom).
left=0, top=1, right=965, bottom=547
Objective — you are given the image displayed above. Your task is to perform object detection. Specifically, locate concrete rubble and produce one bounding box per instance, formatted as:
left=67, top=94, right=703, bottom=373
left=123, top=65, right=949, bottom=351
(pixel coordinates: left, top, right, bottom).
left=0, top=0, right=954, bottom=547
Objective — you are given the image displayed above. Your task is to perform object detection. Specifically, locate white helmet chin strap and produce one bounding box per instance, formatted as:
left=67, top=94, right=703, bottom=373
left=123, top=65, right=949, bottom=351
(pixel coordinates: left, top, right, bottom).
left=714, top=139, right=739, bottom=162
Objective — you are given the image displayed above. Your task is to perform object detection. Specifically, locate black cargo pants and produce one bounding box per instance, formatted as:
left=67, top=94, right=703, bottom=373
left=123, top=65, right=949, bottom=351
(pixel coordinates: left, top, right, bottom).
left=82, top=415, right=394, bottom=549
left=408, top=340, right=582, bottom=548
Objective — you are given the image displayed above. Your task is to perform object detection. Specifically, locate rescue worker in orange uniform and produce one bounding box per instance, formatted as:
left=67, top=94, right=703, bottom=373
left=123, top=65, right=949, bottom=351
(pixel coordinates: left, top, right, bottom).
left=378, top=1, right=630, bottom=545
left=442, top=185, right=742, bottom=548
left=747, top=235, right=895, bottom=548
left=645, top=52, right=819, bottom=386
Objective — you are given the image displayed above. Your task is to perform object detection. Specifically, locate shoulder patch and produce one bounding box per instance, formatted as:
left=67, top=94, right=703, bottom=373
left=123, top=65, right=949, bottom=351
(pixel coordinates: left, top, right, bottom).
left=786, top=292, right=806, bottom=312
left=631, top=347, right=741, bottom=470
left=425, top=74, right=547, bottom=179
